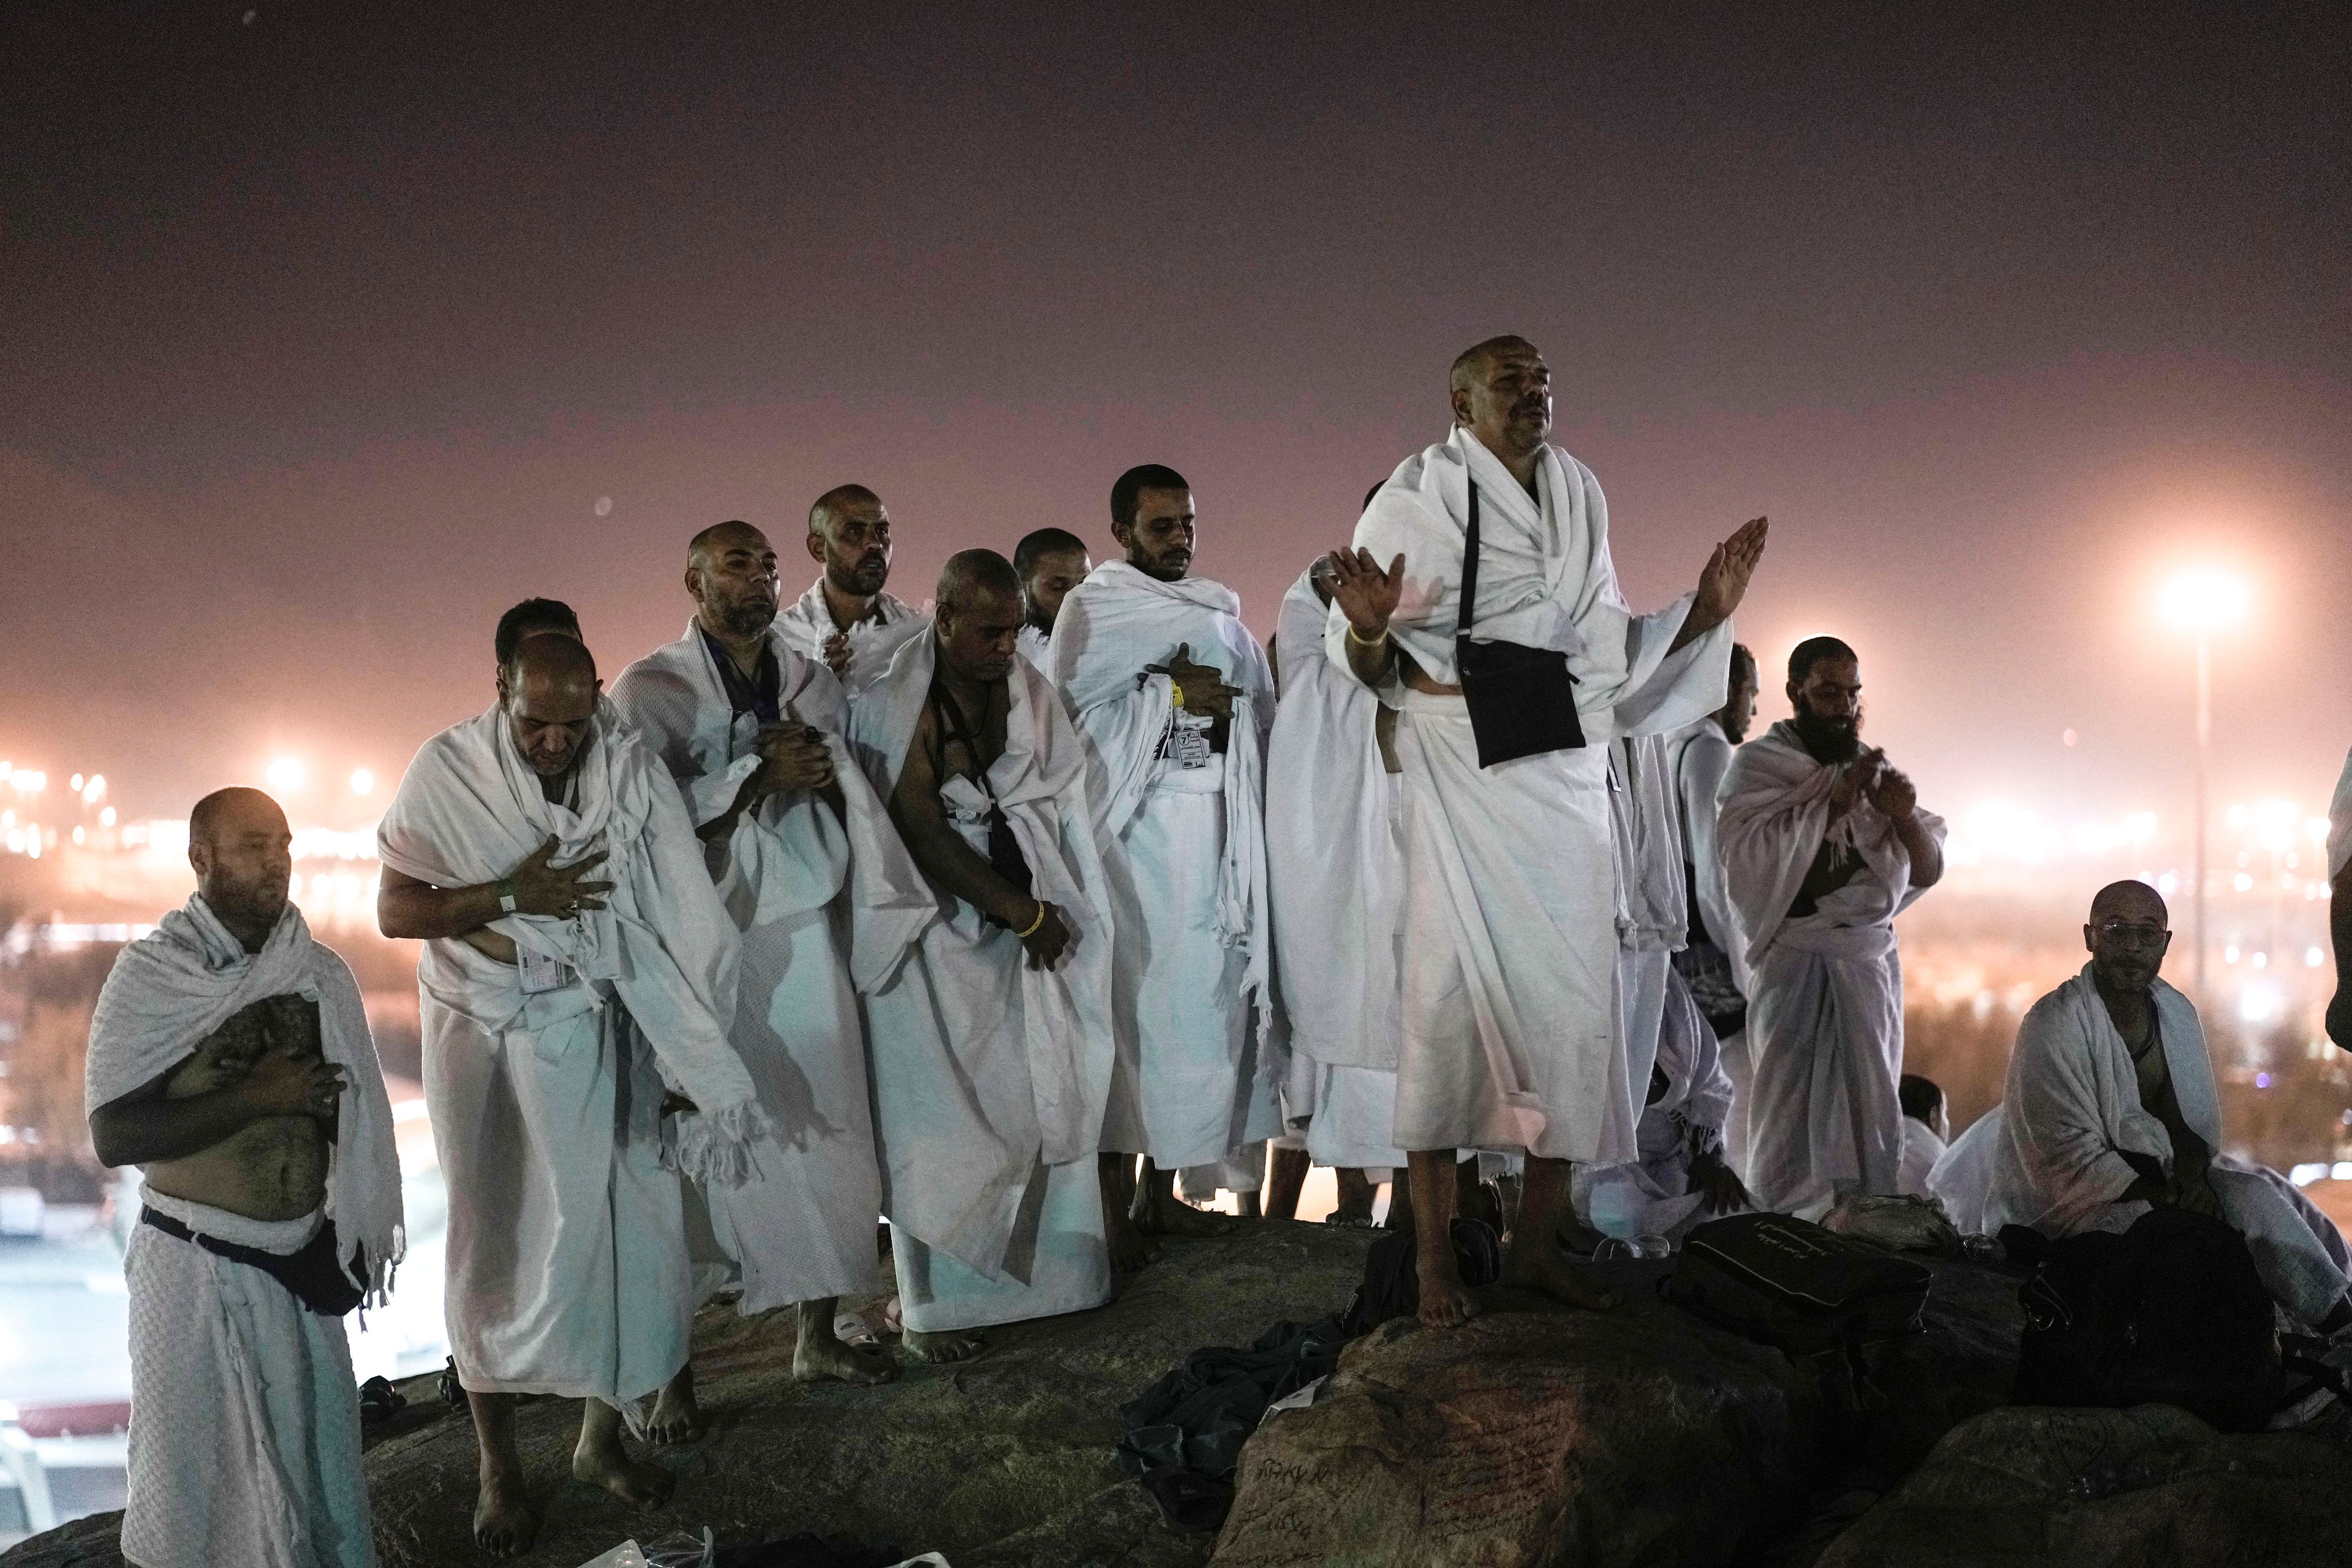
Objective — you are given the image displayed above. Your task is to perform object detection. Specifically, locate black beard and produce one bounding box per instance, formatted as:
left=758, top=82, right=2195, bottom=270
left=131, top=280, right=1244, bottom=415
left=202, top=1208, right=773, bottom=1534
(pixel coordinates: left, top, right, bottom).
left=205, top=876, right=288, bottom=937
left=1025, top=605, right=1055, bottom=636
left=1791, top=705, right=1861, bottom=765
left=828, top=559, right=889, bottom=598
left=717, top=597, right=776, bottom=638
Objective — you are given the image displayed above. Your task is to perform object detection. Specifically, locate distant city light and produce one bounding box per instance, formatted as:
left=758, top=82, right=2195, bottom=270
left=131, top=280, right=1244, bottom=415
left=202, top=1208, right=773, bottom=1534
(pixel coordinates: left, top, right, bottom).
left=2252, top=951, right=2268, bottom=969
left=349, top=768, right=375, bottom=797
left=68, top=774, right=83, bottom=793
left=2158, top=568, right=2252, bottom=633
left=2309, top=948, right=2327, bottom=968
left=99, top=806, right=116, bottom=827
left=2234, top=872, right=2255, bottom=892
left=265, top=756, right=306, bottom=794
left=2241, top=985, right=2278, bottom=1023
left=82, top=774, right=105, bottom=803
left=9, top=771, right=43, bottom=796
left=2225, top=944, right=2241, bottom=963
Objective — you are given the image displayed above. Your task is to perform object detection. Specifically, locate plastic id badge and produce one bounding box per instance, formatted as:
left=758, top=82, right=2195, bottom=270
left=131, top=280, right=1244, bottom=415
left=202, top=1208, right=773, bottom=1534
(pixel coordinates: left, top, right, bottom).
left=518, top=946, right=575, bottom=995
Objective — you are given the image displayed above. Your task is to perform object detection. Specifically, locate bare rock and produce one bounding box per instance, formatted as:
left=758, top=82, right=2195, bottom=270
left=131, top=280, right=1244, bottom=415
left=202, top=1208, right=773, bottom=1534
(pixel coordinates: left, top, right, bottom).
left=1811, top=1403, right=2352, bottom=1567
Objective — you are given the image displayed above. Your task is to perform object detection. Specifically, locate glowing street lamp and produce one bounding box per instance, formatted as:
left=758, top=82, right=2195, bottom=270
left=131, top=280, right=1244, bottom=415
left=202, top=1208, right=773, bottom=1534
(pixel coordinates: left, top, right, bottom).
left=265, top=756, right=307, bottom=796
left=2160, top=568, right=2250, bottom=1008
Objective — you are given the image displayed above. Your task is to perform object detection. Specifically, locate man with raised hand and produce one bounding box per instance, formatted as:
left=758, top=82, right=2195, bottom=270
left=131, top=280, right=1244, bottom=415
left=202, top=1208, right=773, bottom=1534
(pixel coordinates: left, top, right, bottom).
left=775, top=483, right=927, bottom=690
left=1265, top=551, right=1410, bottom=1220
left=846, top=548, right=1132, bottom=1343
left=1324, top=334, right=1763, bottom=1327
left=378, top=631, right=769, bottom=1556
left=1047, top=463, right=1283, bottom=1243
left=1716, top=636, right=1944, bottom=1218
left=1988, top=880, right=2352, bottom=1330
left=88, top=786, right=402, bottom=1568
left=1013, top=525, right=1093, bottom=674
left=610, top=519, right=933, bottom=1382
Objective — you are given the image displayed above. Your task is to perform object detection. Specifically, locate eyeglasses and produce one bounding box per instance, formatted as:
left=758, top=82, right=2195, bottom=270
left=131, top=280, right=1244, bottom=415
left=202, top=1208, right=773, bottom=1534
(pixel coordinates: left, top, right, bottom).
left=2094, top=921, right=2171, bottom=949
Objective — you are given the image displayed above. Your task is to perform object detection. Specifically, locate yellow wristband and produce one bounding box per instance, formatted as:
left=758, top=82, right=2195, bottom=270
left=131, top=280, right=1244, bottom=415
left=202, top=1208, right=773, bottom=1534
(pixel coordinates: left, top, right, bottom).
left=1015, top=901, right=1048, bottom=939
left=1345, top=621, right=1389, bottom=647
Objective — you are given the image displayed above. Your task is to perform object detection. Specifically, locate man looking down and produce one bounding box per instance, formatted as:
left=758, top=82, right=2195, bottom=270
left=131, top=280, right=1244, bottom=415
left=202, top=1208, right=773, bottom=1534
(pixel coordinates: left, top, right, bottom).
left=846, top=549, right=1129, bottom=1338
left=1014, top=526, right=1093, bottom=673
left=611, top=521, right=933, bottom=1379
left=1717, top=636, right=1944, bottom=1218
left=776, top=483, right=925, bottom=688
left=88, top=786, right=402, bottom=1568
left=1047, top=463, right=1283, bottom=1243
left=1324, top=334, right=1764, bottom=1328
left=1988, top=880, right=2352, bottom=1330
left=378, top=631, right=770, bottom=1556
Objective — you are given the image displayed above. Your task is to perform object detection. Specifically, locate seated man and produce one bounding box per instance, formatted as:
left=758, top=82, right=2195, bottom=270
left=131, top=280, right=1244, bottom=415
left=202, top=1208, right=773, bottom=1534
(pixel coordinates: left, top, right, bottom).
left=848, top=549, right=1128, bottom=1335
left=1896, top=1073, right=1948, bottom=1197
left=1572, top=967, right=1749, bottom=1244
left=1988, top=879, right=2352, bottom=1329
left=86, top=786, right=402, bottom=1568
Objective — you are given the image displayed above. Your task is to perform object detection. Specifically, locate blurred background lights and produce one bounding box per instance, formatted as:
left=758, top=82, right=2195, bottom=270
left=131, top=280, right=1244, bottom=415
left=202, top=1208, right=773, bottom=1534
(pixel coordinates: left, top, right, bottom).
left=265, top=756, right=306, bottom=794
left=349, top=767, right=375, bottom=797
left=2158, top=567, right=2252, bottom=633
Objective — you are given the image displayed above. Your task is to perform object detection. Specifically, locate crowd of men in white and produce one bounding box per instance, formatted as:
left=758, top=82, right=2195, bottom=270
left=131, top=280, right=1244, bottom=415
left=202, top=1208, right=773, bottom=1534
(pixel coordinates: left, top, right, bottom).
left=80, top=336, right=2352, bottom=1566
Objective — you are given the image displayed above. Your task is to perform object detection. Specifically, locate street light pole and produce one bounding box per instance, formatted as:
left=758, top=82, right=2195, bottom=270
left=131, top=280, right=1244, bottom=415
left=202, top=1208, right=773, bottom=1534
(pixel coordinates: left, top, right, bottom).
left=2193, top=628, right=2211, bottom=1010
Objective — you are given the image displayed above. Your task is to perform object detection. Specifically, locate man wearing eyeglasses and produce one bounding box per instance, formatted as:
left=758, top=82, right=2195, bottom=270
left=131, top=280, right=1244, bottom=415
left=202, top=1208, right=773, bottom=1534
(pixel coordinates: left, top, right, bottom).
left=1986, top=879, right=2352, bottom=1330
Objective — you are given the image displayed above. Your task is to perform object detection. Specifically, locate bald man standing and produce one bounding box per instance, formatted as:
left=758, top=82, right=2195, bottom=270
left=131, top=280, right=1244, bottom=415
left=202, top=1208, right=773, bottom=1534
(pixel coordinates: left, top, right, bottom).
left=88, top=787, right=402, bottom=1568
left=611, top=521, right=932, bottom=1383
left=379, top=633, right=769, bottom=1555
left=775, top=484, right=927, bottom=690
left=846, top=549, right=1127, bottom=1346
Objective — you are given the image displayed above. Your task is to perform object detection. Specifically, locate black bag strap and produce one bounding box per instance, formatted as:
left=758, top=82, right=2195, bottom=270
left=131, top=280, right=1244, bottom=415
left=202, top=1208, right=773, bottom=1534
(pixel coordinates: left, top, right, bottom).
left=930, top=678, right=1001, bottom=803
left=1457, top=480, right=1482, bottom=640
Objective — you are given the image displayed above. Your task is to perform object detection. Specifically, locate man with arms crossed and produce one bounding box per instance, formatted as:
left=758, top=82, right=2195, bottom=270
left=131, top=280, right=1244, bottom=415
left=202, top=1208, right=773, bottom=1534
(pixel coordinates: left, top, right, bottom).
left=611, top=522, right=937, bottom=1376
left=88, top=786, right=402, bottom=1568
left=378, top=630, right=769, bottom=1556
left=1325, top=335, right=1763, bottom=1327
left=1049, top=464, right=1283, bottom=1242
left=775, top=484, right=926, bottom=689
left=1716, top=636, right=1945, bottom=1218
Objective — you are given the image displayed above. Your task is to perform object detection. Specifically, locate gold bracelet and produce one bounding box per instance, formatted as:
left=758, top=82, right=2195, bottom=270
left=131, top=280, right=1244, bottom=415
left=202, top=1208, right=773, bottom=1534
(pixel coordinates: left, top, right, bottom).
left=1015, top=900, right=1048, bottom=938
left=1345, top=621, right=1389, bottom=647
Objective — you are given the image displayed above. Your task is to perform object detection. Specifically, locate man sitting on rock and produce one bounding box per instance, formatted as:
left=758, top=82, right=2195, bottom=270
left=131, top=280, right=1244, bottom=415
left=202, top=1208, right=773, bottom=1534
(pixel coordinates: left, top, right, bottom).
left=1896, top=1074, right=1948, bottom=1198
left=1986, top=879, right=2352, bottom=1330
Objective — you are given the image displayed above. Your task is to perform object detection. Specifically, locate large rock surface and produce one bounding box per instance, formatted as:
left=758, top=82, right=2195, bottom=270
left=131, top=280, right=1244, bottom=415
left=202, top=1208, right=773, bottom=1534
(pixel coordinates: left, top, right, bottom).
left=1212, top=1253, right=2032, bottom=1568
left=2, top=1221, right=1377, bottom=1568
left=1811, top=1403, right=2352, bottom=1567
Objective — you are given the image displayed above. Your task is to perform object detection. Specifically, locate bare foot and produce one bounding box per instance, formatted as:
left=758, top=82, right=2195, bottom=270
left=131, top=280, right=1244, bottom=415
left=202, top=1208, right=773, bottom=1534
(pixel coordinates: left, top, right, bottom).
left=1104, top=1202, right=1163, bottom=1273
left=794, top=1331, right=899, bottom=1385
left=472, top=1463, right=538, bottom=1559
left=1133, top=1189, right=1232, bottom=1238
left=1417, top=1237, right=1482, bottom=1330
left=903, top=1327, right=987, bottom=1363
left=1502, top=1238, right=1618, bottom=1311
left=571, top=1435, right=674, bottom=1508
left=646, top=1362, right=702, bottom=1446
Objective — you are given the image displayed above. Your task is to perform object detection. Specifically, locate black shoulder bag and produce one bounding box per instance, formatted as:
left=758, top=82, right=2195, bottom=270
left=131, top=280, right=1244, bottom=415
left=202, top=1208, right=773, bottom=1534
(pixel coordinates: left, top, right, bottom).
left=930, top=680, right=1035, bottom=922
left=1454, top=480, right=1586, bottom=767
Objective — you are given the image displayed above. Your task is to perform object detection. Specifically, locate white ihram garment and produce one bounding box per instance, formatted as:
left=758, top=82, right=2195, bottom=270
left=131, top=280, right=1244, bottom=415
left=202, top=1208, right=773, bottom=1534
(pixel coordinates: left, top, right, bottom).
left=1986, top=968, right=2352, bottom=1323
left=610, top=623, right=933, bottom=1310
left=87, top=898, right=402, bottom=1568
left=1597, top=731, right=1700, bottom=1169
left=1016, top=623, right=1053, bottom=676
left=1265, top=568, right=1409, bottom=1172
left=1717, top=722, right=1944, bottom=1218
left=845, top=629, right=1117, bottom=1330
left=1048, top=561, right=1281, bottom=1169
left=774, top=578, right=928, bottom=694
left=1896, top=1118, right=1948, bottom=1198
left=1335, top=426, right=1728, bottom=1161
left=377, top=703, right=765, bottom=1397
left=1664, top=718, right=1754, bottom=1173
left=1926, top=1109, right=2005, bottom=1233
left=1573, top=967, right=1735, bottom=1242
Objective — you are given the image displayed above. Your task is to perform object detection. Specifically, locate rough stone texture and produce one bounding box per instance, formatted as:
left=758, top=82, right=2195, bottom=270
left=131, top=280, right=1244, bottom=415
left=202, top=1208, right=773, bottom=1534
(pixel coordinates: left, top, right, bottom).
left=1212, top=1251, right=2034, bottom=1568
left=1, top=1221, right=1376, bottom=1568
left=1811, top=1403, right=2352, bottom=1567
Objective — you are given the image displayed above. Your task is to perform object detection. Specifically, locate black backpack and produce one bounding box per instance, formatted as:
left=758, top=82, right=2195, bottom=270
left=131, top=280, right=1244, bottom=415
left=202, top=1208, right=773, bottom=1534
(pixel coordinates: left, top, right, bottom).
left=1662, top=1212, right=1932, bottom=1357
left=2009, top=1207, right=2284, bottom=1433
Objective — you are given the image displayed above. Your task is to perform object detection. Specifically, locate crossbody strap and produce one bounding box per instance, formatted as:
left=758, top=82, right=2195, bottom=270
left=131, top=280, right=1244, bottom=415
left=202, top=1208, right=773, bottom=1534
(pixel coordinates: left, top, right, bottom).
left=929, top=679, right=1003, bottom=805
left=1457, top=480, right=1482, bottom=640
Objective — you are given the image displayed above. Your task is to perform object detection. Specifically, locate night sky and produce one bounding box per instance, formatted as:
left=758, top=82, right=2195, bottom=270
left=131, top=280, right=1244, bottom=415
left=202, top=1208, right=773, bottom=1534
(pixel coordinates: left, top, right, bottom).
left=6, top=2, right=2347, bottom=837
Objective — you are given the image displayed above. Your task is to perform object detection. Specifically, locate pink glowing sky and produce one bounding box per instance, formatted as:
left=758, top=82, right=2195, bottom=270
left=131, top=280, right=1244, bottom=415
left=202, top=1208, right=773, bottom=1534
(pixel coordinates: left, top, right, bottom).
left=5, top=4, right=2347, bottom=835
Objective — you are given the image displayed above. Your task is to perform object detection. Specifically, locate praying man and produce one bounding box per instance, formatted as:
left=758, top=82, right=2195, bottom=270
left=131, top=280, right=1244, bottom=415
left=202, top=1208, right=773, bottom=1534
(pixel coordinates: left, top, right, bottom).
left=378, top=630, right=772, bottom=1557
left=774, top=483, right=927, bottom=690
left=610, top=521, right=935, bottom=1376
left=1987, top=880, right=2352, bottom=1330
left=1046, top=463, right=1283, bottom=1241
left=1324, top=334, right=1765, bottom=1327
left=1716, top=636, right=1945, bottom=1218
left=1013, top=525, right=1093, bottom=674
left=846, top=548, right=1132, bottom=1336
left=1265, top=550, right=1409, bottom=1223
left=87, top=786, right=403, bottom=1568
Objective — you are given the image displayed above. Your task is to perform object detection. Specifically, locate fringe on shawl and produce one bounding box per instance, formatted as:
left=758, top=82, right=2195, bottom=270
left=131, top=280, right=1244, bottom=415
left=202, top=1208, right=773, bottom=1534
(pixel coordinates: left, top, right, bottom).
left=663, top=1098, right=777, bottom=1188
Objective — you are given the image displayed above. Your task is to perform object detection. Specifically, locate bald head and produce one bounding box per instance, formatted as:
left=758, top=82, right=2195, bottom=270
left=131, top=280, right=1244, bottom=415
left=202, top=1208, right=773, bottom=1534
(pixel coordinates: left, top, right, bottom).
left=688, top=518, right=768, bottom=569
left=1448, top=334, right=1552, bottom=461
left=1449, top=334, right=1539, bottom=400
left=935, top=548, right=1024, bottom=684
left=2084, top=878, right=2173, bottom=994
left=806, top=484, right=892, bottom=598
left=937, top=548, right=1022, bottom=613
left=187, top=787, right=291, bottom=944
left=506, top=630, right=597, bottom=689
left=502, top=632, right=601, bottom=777
left=2090, top=879, right=2168, bottom=925
left=685, top=519, right=782, bottom=638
